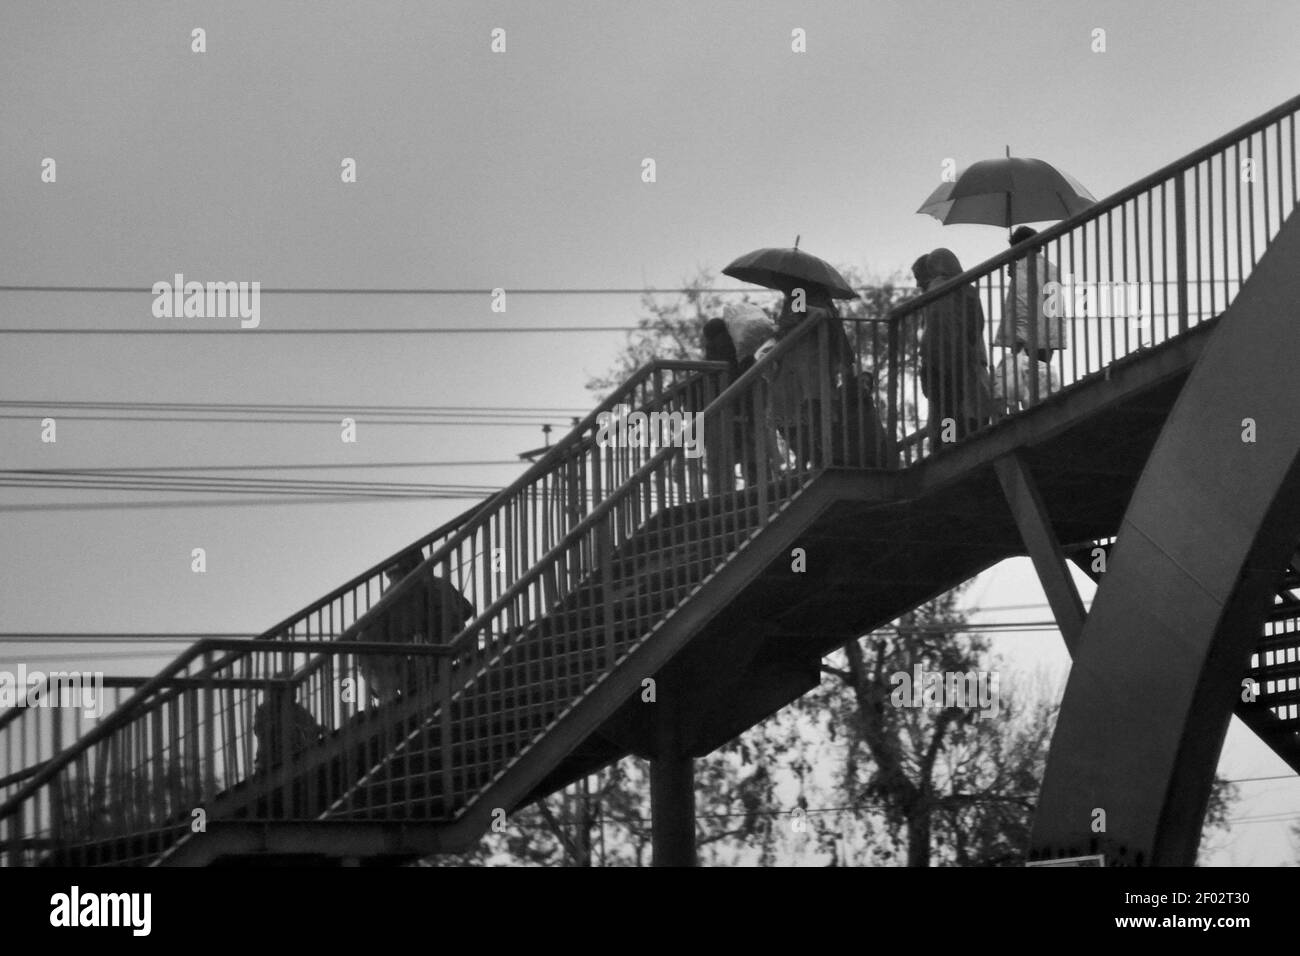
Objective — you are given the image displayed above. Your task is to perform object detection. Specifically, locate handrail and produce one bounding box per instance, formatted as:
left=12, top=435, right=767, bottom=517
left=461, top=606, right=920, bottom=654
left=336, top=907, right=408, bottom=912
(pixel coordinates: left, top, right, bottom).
left=343, top=360, right=731, bottom=652
left=895, top=93, right=1300, bottom=318
left=387, top=311, right=831, bottom=662
left=316, top=313, right=833, bottom=817
left=884, top=92, right=1299, bottom=465
left=476, top=314, right=829, bottom=651
left=178, top=361, right=723, bottom=699
left=0, top=638, right=462, bottom=822
left=249, top=361, right=722, bottom=648
left=250, top=502, right=488, bottom=644
left=0, top=358, right=730, bottom=835
left=333, top=311, right=842, bottom=814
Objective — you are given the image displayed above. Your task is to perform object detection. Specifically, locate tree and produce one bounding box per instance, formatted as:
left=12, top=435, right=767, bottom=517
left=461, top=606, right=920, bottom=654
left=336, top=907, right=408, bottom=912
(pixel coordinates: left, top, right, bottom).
left=804, top=583, right=1052, bottom=867
left=585, top=268, right=776, bottom=399
left=1197, top=775, right=1239, bottom=865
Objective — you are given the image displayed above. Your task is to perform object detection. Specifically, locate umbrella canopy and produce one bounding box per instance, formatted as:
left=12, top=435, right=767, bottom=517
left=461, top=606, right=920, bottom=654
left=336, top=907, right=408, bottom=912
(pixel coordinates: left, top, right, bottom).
left=917, top=157, right=1095, bottom=229
left=722, top=239, right=859, bottom=300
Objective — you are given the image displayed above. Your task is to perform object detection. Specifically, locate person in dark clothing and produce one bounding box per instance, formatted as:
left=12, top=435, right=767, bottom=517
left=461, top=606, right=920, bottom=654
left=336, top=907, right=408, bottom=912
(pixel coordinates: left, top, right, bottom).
left=912, top=254, right=931, bottom=290
left=919, top=248, right=992, bottom=446
left=703, top=317, right=740, bottom=372
left=701, top=314, right=767, bottom=487
left=356, top=551, right=476, bottom=705
left=253, top=682, right=323, bottom=774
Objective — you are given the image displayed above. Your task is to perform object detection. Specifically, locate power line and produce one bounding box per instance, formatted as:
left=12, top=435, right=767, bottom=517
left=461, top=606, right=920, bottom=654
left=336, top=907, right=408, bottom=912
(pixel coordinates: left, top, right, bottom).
left=0, top=460, right=523, bottom=473
left=0, top=471, right=501, bottom=490
left=0, top=481, right=498, bottom=501
left=0, top=619, right=1075, bottom=645
left=0, top=493, right=488, bottom=512
left=0, top=285, right=783, bottom=296
left=0, top=634, right=258, bottom=643
left=0, top=484, right=500, bottom=506
left=0, top=400, right=587, bottom=415
left=2, top=648, right=194, bottom=663
left=0, top=413, right=554, bottom=426
left=0, top=326, right=643, bottom=335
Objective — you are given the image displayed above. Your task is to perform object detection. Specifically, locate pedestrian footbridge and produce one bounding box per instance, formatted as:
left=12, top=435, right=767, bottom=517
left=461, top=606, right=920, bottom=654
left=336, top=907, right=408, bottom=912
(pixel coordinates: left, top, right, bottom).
left=4, top=94, right=1299, bottom=867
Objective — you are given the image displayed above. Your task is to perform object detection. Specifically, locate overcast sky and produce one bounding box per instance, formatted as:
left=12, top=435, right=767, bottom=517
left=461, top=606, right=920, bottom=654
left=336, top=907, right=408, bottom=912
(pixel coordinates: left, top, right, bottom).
left=2, top=0, right=1298, bottom=864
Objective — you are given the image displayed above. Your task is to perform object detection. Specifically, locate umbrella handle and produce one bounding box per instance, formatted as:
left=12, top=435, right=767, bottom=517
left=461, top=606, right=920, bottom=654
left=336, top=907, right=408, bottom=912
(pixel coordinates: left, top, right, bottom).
left=1004, top=150, right=1012, bottom=238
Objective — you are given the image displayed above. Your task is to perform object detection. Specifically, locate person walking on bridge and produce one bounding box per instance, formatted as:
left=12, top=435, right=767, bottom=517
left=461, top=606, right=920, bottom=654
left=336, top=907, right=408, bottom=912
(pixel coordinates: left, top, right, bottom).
left=994, top=226, right=1065, bottom=409
left=919, top=248, right=992, bottom=446
left=355, top=551, right=476, bottom=706
left=754, top=286, right=856, bottom=468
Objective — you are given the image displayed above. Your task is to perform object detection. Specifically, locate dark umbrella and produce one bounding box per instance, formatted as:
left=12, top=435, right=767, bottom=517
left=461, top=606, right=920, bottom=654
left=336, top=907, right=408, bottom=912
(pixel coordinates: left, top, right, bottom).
left=722, top=236, right=859, bottom=300
left=917, top=151, right=1095, bottom=239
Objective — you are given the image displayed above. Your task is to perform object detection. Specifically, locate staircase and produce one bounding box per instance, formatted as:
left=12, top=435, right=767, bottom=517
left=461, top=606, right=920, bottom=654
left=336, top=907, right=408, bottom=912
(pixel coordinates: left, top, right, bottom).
left=3, top=93, right=1299, bottom=866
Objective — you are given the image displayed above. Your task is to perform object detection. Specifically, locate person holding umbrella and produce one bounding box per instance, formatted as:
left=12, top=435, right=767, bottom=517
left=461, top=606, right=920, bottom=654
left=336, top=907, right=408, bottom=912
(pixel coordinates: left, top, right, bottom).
left=992, top=225, right=1065, bottom=409
left=916, top=153, right=1091, bottom=412
left=723, top=239, right=881, bottom=469
left=721, top=301, right=775, bottom=374
left=753, top=284, right=857, bottom=468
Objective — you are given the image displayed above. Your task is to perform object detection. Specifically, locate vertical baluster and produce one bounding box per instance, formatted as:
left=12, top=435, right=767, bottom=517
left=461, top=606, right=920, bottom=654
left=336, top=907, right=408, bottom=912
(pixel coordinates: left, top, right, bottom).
left=1174, top=171, right=1189, bottom=335
left=886, top=317, right=899, bottom=465
left=1051, top=237, right=1063, bottom=394
left=1248, top=132, right=1258, bottom=268
left=1234, top=141, right=1244, bottom=301
left=1220, top=149, right=1229, bottom=310
left=202, top=652, right=216, bottom=805
left=1284, top=113, right=1294, bottom=212
left=1201, top=157, right=1211, bottom=319
left=1194, top=164, right=1203, bottom=328
left=1263, top=128, right=1272, bottom=251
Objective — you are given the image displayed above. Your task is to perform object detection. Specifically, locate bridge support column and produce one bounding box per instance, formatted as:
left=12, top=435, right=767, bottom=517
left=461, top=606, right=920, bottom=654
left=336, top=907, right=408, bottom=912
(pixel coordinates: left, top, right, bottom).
left=1031, top=210, right=1300, bottom=866
left=650, top=754, right=696, bottom=866
left=995, top=452, right=1086, bottom=654
left=650, top=676, right=696, bottom=867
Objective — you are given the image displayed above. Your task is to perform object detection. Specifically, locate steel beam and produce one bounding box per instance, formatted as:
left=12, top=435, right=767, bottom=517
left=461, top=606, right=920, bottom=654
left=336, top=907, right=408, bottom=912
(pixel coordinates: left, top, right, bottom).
left=994, top=453, right=1086, bottom=654
left=650, top=756, right=696, bottom=867
left=648, top=670, right=696, bottom=866
left=911, top=319, right=1214, bottom=495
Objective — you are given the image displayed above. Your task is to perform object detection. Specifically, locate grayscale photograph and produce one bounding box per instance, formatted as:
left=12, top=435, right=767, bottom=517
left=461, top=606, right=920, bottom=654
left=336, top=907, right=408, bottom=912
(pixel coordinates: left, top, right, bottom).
left=1, top=0, right=1297, bottom=936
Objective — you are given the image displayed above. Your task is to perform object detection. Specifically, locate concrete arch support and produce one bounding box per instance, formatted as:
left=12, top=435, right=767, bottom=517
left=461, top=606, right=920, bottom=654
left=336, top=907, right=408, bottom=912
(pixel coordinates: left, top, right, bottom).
left=1031, top=211, right=1300, bottom=866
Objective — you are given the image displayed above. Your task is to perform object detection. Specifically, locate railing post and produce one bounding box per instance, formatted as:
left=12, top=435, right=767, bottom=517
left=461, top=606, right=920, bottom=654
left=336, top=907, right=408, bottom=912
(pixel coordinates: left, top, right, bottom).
left=438, top=656, right=453, bottom=818
left=600, top=512, right=616, bottom=670
left=1175, top=170, right=1190, bottom=334
left=818, top=320, right=833, bottom=467
left=50, top=707, right=64, bottom=846
left=1026, top=254, right=1040, bottom=406
left=202, top=653, right=216, bottom=804
left=886, top=318, right=900, bottom=466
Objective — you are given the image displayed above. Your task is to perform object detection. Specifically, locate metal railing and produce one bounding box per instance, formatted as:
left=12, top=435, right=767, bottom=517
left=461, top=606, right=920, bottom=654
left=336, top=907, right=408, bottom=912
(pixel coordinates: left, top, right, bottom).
left=888, top=93, right=1300, bottom=463
left=0, top=359, right=728, bottom=864
left=0, top=640, right=467, bottom=865
left=326, top=312, right=857, bottom=820
left=0, top=676, right=147, bottom=813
